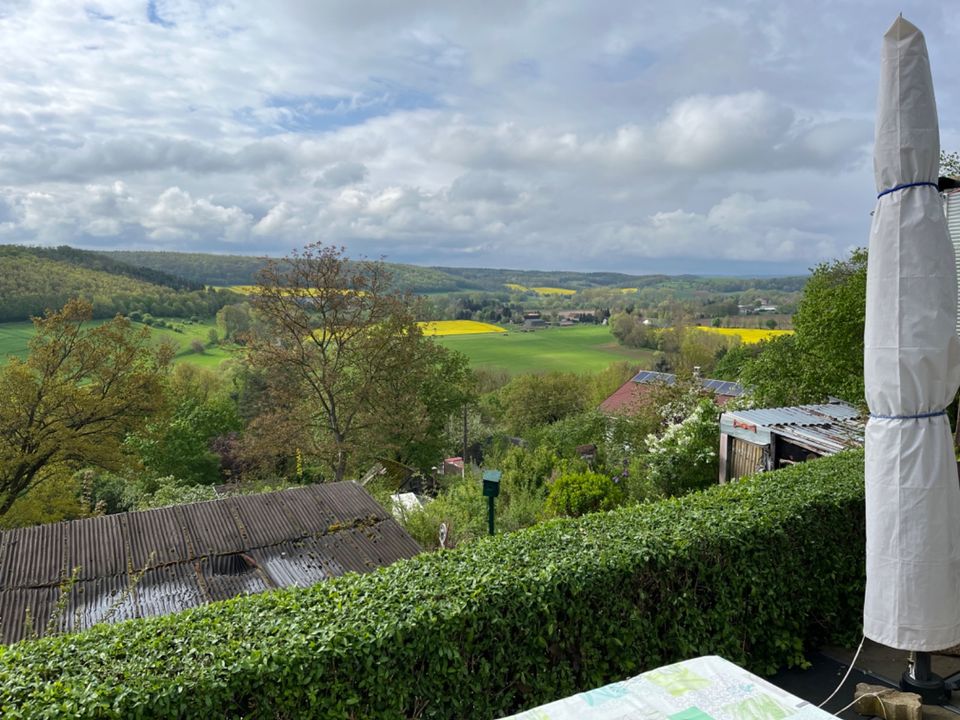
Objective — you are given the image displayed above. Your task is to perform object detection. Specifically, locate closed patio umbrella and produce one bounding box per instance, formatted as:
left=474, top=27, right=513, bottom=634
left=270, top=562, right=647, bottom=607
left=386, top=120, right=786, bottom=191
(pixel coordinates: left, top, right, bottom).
left=863, top=14, right=960, bottom=688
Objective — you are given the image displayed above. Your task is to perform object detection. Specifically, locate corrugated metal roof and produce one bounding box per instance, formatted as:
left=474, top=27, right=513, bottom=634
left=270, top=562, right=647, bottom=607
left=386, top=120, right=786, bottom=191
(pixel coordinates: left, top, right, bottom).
left=0, top=587, right=55, bottom=644
left=67, top=514, right=125, bottom=581
left=179, top=499, right=244, bottom=557
left=0, top=482, right=421, bottom=644
left=1, top=524, right=65, bottom=588
left=724, top=404, right=861, bottom=428
left=64, top=576, right=138, bottom=634
left=122, top=506, right=189, bottom=569
left=721, top=402, right=864, bottom=456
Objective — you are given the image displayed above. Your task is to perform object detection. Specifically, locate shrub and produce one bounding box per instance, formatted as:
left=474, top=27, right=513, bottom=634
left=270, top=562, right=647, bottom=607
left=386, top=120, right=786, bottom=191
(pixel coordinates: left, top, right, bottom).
left=545, top=470, right=624, bottom=517
left=134, top=476, right=217, bottom=510
left=642, top=398, right=719, bottom=497
left=0, top=451, right=866, bottom=718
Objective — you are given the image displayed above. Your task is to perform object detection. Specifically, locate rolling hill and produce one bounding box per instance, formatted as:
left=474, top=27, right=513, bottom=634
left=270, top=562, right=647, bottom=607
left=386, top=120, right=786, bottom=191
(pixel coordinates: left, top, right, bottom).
left=0, top=246, right=240, bottom=322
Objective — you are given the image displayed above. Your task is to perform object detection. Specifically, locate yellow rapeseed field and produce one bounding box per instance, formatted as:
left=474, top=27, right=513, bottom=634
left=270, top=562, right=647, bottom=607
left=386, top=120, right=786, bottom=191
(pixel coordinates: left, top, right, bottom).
left=532, top=287, right=576, bottom=295
left=504, top=283, right=577, bottom=296
left=418, top=320, right=508, bottom=336
left=695, top=326, right=794, bottom=344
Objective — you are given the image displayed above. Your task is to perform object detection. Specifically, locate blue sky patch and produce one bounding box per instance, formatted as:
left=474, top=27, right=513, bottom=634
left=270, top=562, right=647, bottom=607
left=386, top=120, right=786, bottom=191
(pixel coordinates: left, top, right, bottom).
left=147, top=0, right=175, bottom=28
left=240, top=85, right=440, bottom=135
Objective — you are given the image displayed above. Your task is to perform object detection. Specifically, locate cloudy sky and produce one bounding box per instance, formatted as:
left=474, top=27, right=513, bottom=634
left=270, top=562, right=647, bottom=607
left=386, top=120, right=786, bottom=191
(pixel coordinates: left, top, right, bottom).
left=0, top=1, right=958, bottom=275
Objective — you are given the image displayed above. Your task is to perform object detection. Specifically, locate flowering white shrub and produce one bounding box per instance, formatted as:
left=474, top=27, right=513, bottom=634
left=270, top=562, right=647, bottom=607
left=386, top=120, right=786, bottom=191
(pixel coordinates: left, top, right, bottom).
left=644, top=398, right=719, bottom=497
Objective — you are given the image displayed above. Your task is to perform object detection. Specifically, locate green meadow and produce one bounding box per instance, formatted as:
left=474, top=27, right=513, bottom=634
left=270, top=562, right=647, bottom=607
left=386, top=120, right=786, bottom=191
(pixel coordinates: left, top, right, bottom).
left=0, top=322, right=36, bottom=361
left=0, top=318, right=234, bottom=368
left=435, top=324, right=655, bottom=374
left=1, top=320, right=653, bottom=375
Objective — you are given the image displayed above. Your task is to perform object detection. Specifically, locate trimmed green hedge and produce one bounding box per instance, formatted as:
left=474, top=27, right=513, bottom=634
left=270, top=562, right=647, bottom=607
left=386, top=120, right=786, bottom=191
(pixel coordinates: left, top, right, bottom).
left=0, top=451, right=866, bottom=718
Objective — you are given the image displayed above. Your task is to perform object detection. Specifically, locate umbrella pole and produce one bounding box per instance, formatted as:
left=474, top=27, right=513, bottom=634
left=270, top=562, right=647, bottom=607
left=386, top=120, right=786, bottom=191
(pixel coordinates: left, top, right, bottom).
left=901, top=651, right=950, bottom=704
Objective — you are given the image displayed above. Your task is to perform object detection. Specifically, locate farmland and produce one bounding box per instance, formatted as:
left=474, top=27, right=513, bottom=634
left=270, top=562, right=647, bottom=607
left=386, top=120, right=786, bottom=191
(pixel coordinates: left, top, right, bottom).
left=0, top=319, right=648, bottom=375
left=504, top=283, right=577, bottom=296
left=417, top=320, right=507, bottom=336
left=693, top=326, right=794, bottom=344
left=0, top=318, right=233, bottom=368
left=0, top=323, right=35, bottom=361
left=435, top=323, right=656, bottom=374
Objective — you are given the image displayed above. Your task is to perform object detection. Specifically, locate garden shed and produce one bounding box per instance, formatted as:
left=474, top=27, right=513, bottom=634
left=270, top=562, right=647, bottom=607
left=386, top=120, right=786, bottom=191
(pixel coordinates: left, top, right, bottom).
left=718, top=401, right=864, bottom=483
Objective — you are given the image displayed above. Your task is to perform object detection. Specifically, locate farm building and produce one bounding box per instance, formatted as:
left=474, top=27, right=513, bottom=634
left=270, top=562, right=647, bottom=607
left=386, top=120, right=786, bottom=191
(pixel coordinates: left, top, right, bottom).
left=0, top=482, right=421, bottom=644
left=718, top=401, right=864, bottom=483
left=599, top=370, right=744, bottom=416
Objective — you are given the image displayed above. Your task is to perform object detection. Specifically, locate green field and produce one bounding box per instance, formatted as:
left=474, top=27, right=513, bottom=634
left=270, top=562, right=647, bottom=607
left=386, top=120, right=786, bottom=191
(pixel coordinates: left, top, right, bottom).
left=0, top=319, right=235, bottom=367
left=0, top=322, right=35, bottom=361
left=1, top=321, right=653, bottom=375
left=435, top=324, right=656, bottom=374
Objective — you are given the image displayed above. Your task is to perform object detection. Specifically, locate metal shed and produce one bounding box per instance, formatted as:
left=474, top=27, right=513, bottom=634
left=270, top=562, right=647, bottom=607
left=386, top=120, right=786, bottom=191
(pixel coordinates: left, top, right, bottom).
left=718, top=402, right=864, bottom=483
left=0, top=482, right=421, bottom=644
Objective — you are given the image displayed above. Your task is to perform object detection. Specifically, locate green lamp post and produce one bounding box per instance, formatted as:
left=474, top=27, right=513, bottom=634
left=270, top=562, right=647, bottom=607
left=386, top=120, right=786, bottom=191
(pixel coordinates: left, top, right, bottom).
left=481, top=470, right=501, bottom=536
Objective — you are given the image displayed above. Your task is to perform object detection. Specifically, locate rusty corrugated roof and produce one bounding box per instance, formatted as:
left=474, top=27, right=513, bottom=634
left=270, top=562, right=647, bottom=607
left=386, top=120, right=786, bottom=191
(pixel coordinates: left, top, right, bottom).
left=0, top=482, right=421, bottom=644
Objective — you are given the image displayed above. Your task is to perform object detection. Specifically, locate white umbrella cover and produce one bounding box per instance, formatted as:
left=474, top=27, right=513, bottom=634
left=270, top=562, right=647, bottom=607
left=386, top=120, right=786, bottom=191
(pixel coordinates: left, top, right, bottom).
left=864, top=16, right=960, bottom=651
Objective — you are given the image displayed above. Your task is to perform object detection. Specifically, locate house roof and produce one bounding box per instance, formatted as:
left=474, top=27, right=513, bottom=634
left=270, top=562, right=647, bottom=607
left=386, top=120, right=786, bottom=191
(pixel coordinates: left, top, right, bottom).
left=720, top=402, right=864, bottom=456
left=599, top=371, right=744, bottom=415
left=0, top=482, right=421, bottom=644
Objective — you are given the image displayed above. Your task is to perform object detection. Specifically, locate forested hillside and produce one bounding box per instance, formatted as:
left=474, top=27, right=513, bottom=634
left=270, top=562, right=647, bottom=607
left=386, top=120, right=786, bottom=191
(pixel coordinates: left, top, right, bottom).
left=104, top=250, right=270, bottom=286
left=1, top=244, right=807, bottom=324
left=102, top=250, right=473, bottom=293
left=0, top=246, right=239, bottom=322
left=101, top=249, right=807, bottom=296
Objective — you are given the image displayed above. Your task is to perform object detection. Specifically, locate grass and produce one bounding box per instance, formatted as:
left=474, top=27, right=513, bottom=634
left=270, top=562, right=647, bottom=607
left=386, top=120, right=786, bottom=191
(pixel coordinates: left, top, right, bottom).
left=435, top=323, right=656, bottom=374
left=0, top=322, right=35, bottom=360
left=0, top=318, right=237, bottom=368
left=2, top=320, right=653, bottom=375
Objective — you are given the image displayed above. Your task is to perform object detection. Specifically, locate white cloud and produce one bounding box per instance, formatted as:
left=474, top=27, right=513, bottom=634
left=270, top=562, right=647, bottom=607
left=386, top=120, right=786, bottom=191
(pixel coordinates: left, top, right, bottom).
left=0, top=1, right=953, bottom=272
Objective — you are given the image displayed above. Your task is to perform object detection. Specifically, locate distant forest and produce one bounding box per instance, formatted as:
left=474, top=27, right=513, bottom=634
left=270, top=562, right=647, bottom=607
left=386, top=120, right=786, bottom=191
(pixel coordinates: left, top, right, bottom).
left=0, top=246, right=240, bottom=322
left=0, top=244, right=808, bottom=323
left=103, top=249, right=807, bottom=295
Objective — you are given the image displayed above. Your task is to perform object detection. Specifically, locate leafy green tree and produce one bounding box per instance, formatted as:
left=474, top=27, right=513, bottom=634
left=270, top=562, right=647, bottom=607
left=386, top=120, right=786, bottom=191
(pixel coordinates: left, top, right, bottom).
left=0, top=300, right=169, bottom=515
left=247, top=243, right=474, bottom=481
left=712, top=342, right=761, bottom=382
left=498, top=371, right=588, bottom=436
left=216, top=302, right=252, bottom=341
left=371, top=341, right=475, bottom=470
left=740, top=249, right=866, bottom=406
left=0, top=473, right=87, bottom=529
left=127, top=396, right=242, bottom=485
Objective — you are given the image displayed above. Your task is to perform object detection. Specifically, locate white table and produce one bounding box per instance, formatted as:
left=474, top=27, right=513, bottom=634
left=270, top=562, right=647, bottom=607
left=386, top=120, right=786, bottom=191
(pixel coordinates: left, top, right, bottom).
left=500, top=655, right=838, bottom=720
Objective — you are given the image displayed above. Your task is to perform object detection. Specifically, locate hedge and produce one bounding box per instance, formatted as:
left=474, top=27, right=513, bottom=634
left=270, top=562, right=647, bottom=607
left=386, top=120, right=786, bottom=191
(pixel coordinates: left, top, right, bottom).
left=0, top=450, right=866, bottom=718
